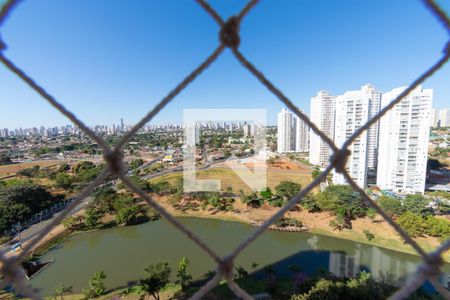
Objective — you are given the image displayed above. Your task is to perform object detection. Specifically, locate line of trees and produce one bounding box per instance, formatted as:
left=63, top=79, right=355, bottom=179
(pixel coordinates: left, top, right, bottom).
left=0, top=181, right=62, bottom=233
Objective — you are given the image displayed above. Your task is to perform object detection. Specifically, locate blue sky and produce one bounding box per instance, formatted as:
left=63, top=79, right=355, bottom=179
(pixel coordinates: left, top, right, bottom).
left=0, top=0, right=449, bottom=128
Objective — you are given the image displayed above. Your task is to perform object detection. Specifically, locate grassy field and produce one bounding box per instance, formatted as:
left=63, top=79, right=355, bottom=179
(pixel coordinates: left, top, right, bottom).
left=0, top=161, right=64, bottom=177
left=149, top=166, right=312, bottom=193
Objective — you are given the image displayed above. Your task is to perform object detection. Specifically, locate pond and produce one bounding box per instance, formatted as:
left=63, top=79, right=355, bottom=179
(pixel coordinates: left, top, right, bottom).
left=30, top=217, right=450, bottom=296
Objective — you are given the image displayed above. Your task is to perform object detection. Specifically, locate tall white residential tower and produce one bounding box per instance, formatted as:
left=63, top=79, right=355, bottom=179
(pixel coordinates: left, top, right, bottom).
left=277, top=108, right=295, bottom=152
left=295, top=115, right=310, bottom=152
left=377, top=86, right=432, bottom=194
left=438, top=108, right=450, bottom=127
left=309, top=91, right=336, bottom=166
left=333, top=86, right=379, bottom=188
left=184, top=123, right=200, bottom=147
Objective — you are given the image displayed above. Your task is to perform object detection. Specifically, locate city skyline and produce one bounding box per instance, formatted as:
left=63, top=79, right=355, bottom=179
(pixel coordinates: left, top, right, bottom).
left=1, top=0, right=450, bottom=128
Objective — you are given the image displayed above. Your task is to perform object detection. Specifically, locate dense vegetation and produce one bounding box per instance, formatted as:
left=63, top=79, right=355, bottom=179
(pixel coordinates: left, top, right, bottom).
left=296, top=185, right=450, bottom=240
left=31, top=143, right=100, bottom=157
left=53, top=161, right=105, bottom=191
left=0, top=153, right=12, bottom=166
left=63, top=187, right=158, bottom=231
left=0, top=182, right=60, bottom=233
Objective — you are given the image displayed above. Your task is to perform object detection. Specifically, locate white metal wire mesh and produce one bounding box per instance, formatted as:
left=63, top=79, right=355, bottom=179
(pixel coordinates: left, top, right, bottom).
left=0, top=0, right=449, bottom=299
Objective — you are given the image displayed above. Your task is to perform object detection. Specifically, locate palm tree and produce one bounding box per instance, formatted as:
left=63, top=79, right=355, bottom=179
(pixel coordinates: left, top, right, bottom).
left=87, top=271, right=106, bottom=297
left=52, top=282, right=72, bottom=300
left=176, top=257, right=192, bottom=292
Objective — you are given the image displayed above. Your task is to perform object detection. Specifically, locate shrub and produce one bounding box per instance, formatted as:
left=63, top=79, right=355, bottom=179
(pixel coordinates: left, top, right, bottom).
left=129, top=158, right=144, bottom=170
left=402, top=195, right=432, bottom=216
left=397, top=212, right=425, bottom=237
left=140, top=262, right=171, bottom=300
left=378, top=196, right=404, bottom=217
left=289, top=271, right=430, bottom=300
left=242, top=192, right=264, bottom=208
left=54, top=172, right=73, bottom=190
left=363, top=230, right=375, bottom=241
left=300, top=194, right=320, bottom=212
left=274, top=218, right=302, bottom=228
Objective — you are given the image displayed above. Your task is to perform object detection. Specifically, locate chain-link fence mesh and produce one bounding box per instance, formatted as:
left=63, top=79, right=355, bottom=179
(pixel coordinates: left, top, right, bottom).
left=0, top=0, right=449, bottom=299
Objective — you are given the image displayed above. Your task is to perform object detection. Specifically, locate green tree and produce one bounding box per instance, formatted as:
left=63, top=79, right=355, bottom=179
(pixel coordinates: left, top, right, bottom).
left=242, top=192, right=263, bottom=208
left=54, top=172, right=73, bottom=190
left=115, top=204, right=143, bottom=225
left=140, top=262, right=171, bottom=300
left=234, top=265, right=249, bottom=280
left=311, top=166, right=321, bottom=180
left=17, top=165, right=40, bottom=177
left=290, top=271, right=403, bottom=300
left=0, top=153, right=12, bottom=165
left=152, top=181, right=173, bottom=195
left=329, top=213, right=347, bottom=231
left=84, top=206, right=102, bottom=229
left=397, top=212, right=425, bottom=237
left=72, top=161, right=95, bottom=174
left=129, top=158, right=144, bottom=170
left=424, top=215, right=450, bottom=239
left=275, top=181, right=301, bottom=201
left=402, top=194, right=431, bottom=216
left=0, top=183, right=58, bottom=233
left=366, top=207, right=377, bottom=222
left=378, top=196, right=404, bottom=217
left=82, top=271, right=107, bottom=298
left=176, top=257, right=192, bottom=291
left=260, top=187, right=273, bottom=200
left=117, top=175, right=151, bottom=192
left=300, top=194, right=320, bottom=212
left=57, top=163, right=70, bottom=172
left=316, top=185, right=367, bottom=227
left=93, top=187, right=117, bottom=213
left=62, top=215, right=83, bottom=230
left=52, top=282, right=72, bottom=300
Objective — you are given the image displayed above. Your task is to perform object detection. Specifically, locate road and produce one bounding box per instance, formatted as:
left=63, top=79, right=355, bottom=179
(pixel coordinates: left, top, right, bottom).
left=0, top=156, right=164, bottom=255
left=0, top=197, right=91, bottom=255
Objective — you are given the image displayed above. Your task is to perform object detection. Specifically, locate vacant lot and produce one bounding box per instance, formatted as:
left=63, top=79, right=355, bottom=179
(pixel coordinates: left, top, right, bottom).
left=149, top=166, right=312, bottom=193
left=0, top=160, right=64, bottom=177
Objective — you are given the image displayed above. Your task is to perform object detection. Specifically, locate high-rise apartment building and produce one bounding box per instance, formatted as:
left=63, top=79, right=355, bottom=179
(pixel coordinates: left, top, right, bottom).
left=243, top=123, right=252, bottom=137
left=333, top=85, right=379, bottom=187
left=184, top=124, right=200, bottom=147
left=309, top=91, right=336, bottom=166
left=438, top=108, right=450, bottom=127
left=430, top=108, right=438, bottom=127
left=295, top=115, right=309, bottom=152
left=277, top=108, right=295, bottom=152
left=377, top=86, right=432, bottom=194
left=120, top=118, right=124, bottom=132
left=365, top=85, right=382, bottom=173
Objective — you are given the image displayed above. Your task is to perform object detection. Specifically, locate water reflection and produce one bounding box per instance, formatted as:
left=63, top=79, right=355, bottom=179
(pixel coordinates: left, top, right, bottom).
left=253, top=245, right=450, bottom=293
left=30, top=218, right=450, bottom=295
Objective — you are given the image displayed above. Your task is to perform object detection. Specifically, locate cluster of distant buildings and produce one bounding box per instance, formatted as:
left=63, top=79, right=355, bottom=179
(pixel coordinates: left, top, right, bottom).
left=0, top=124, right=76, bottom=138
left=430, top=108, right=450, bottom=128
left=278, top=84, right=438, bottom=194
left=0, top=118, right=263, bottom=140
left=0, top=118, right=127, bottom=138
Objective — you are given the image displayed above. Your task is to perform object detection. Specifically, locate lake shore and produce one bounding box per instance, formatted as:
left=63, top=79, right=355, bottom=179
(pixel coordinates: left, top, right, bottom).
left=5, top=190, right=448, bottom=265
left=151, top=194, right=450, bottom=262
